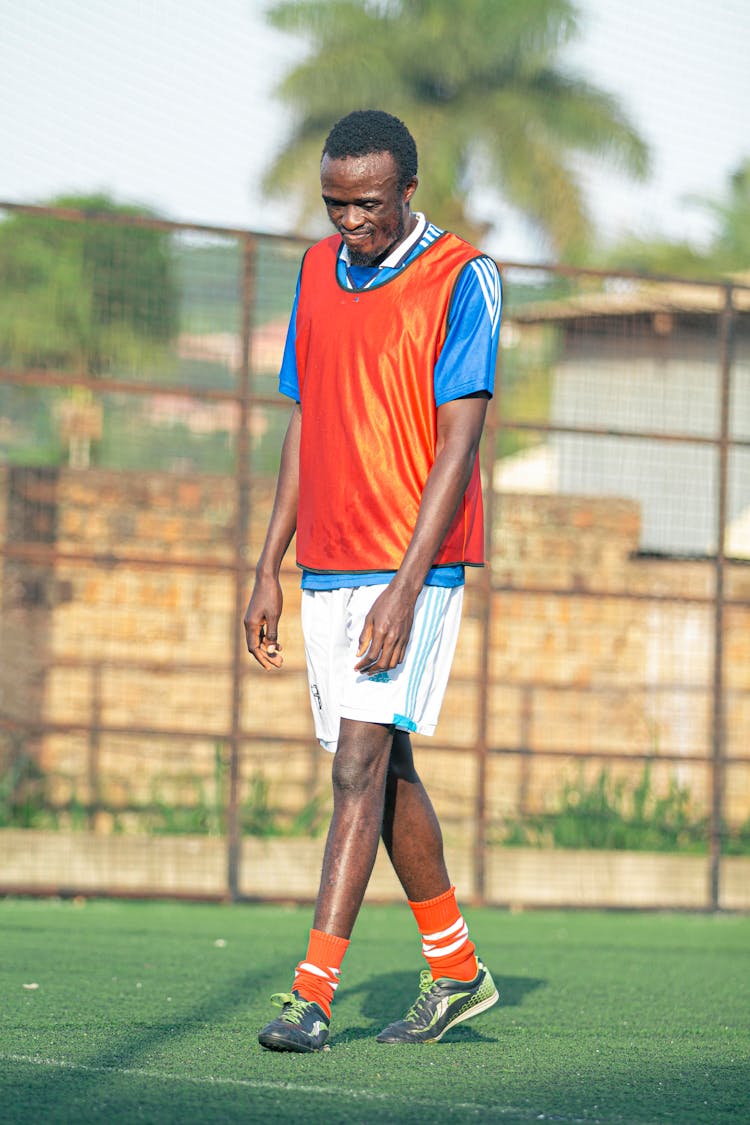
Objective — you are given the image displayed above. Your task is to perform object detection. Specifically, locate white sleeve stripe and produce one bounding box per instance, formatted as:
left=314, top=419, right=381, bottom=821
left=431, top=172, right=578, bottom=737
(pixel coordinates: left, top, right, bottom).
left=470, top=258, right=493, bottom=317
left=477, top=257, right=502, bottom=332
left=470, top=258, right=502, bottom=333
left=476, top=256, right=501, bottom=330
left=421, top=916, right=467, bottom=943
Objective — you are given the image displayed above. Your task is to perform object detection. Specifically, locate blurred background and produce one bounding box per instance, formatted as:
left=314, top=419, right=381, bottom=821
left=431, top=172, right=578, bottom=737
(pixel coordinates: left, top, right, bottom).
left=1, top=0, right=749, bottom=910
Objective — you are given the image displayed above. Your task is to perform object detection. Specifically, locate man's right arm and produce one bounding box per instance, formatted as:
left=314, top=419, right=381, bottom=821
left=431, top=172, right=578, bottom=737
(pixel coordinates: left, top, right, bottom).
left=243, top=402, right=301, bottom=670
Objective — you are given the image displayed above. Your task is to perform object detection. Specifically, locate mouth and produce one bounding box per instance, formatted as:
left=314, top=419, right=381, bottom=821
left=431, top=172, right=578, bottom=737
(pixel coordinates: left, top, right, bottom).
left=341, top=230, right=373, bottom=244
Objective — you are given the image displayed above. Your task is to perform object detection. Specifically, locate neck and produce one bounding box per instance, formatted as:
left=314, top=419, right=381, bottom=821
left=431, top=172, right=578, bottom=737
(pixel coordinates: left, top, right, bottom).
left=375, top=211, right=416, bottom=263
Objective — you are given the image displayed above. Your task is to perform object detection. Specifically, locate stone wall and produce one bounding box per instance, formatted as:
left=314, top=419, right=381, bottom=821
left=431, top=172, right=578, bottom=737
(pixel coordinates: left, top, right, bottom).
left=2, top=466, right=749, bottom=837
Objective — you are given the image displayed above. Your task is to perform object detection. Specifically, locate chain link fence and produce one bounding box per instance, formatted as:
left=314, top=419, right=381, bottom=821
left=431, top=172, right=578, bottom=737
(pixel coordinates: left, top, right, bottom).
left=1, top=202, right=749, bottom=908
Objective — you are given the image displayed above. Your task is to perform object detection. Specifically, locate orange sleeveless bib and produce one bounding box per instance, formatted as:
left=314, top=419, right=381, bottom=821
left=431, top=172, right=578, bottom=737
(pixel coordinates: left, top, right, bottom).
left=294, top=232, right=485, bottom=573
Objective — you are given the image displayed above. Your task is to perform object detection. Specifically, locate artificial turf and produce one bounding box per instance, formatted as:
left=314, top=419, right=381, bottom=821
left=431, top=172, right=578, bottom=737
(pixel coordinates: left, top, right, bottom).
left=0, top=897, right=748, bottom=1124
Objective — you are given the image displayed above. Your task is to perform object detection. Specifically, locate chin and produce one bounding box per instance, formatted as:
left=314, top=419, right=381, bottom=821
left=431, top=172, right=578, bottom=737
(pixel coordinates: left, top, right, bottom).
left=348, top=247, right=379, bottom=266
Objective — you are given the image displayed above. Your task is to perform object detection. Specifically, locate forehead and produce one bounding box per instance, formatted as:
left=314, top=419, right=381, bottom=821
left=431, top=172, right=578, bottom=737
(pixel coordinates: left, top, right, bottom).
left=320, top=151, right=400, bottom=198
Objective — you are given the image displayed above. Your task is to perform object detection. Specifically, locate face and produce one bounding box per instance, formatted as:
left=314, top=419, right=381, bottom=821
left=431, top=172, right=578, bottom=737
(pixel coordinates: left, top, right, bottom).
left=320, top=150, right=418, bottom=266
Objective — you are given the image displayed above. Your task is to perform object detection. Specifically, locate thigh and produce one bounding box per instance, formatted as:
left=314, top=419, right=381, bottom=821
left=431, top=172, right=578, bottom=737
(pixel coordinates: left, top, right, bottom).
left=340, top=584, right=464, bottom=739
left=300, top=587, right=353, bottom=751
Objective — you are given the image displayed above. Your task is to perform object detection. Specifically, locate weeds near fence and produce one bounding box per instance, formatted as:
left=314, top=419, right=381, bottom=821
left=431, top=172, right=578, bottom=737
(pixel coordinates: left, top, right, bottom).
left=496, top=763, right=724, bottom=853
left=3, top=741, right=748, bottom=852
left=0, top=743, right=53, bottom=829
left=0, top=738, right=330, bottom=838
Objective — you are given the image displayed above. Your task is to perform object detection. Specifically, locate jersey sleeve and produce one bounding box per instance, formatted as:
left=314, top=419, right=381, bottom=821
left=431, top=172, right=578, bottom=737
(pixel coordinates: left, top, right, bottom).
left=278, top=269, right=302, bottom=401
left=433, top=256, right=502, bottom=407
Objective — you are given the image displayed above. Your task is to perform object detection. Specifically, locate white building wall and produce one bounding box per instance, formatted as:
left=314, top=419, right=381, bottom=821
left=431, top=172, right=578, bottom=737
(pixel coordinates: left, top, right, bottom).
left=550, top=334, right=750, bottom=557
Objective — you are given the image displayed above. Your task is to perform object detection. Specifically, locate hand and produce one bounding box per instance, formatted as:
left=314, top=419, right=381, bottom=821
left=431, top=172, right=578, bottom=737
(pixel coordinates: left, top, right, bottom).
left=243, top=575, right=284, bottom=670
left=355, top=583, right=417, bottom=676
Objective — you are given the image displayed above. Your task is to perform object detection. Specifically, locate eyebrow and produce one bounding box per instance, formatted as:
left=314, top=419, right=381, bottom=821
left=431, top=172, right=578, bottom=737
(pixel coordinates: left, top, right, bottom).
left=321, top=194, right=381, bottom=206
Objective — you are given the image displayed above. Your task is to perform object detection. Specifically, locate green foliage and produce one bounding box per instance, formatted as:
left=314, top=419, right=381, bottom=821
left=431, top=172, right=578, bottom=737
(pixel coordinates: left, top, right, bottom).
left=687, top=158, right=750, bottom=272
left=1, top=734, right=743, bottom=852
left=0, top=383, right=65, bottom=465
left=596, top=158, right=750, bottom=277
left=0, top=195, right=178, bottom=375
left=497, top=763, right=712, bottom=852
left=264, top=0, right=649, bottom=256
left=0, top=741, right=51, bottom=828
left=596, top=236, right=718, bottom=280
left=495, top=323, right=556, bottom=458
left=145, top=745, right=227, bottom=836
left=0, top=739, right=329, bottom=838
left=173, top=240, right=242, bottom=334
left=723, top=814, right=750, bottom=857
left=241, top=772, right=329, bottom=837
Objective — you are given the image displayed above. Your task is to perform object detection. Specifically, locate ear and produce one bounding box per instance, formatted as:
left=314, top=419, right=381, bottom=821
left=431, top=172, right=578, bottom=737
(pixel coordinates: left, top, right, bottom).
left=403, top=177, right=418, bottom=205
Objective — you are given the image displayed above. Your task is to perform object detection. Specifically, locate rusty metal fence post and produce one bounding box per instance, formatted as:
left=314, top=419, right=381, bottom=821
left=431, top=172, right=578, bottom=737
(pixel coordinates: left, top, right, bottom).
left=473, top=382, right=499, bottom=904
left=227, top=234, right=257, bottom=900
left=709, top=284, right=736, bottom=909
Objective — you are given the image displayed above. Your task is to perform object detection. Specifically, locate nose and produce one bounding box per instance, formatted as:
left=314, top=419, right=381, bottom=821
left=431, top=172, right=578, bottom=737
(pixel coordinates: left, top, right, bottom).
left=339, top=205, right=366, bottom=231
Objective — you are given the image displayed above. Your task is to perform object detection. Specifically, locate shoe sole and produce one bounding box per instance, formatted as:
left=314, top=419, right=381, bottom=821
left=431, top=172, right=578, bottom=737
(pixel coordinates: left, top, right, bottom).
left=258, top=1030, right=328, bottom=1053
left=432, top=985, right=499, bottom=1042
left=377, top=985, right=500, bottom=1045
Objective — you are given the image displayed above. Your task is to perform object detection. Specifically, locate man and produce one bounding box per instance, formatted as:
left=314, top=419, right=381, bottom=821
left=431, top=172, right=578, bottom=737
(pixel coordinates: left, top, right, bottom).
left=244, top=109, right=501, bottom=1052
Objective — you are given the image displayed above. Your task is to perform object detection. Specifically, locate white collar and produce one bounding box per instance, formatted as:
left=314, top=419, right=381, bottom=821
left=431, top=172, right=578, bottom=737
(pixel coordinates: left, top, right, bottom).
left=340, top=212, right=427, bottom=268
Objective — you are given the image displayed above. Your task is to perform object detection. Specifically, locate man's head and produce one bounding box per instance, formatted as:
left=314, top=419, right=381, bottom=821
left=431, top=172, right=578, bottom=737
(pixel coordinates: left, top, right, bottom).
left=320, top=110, right=419, bottom=266
left=322, top=110, right=418, bottom=192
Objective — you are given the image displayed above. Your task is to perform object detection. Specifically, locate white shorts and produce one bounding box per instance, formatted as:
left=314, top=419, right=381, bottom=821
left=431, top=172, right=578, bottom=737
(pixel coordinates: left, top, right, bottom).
left=301, top=583, right=464, bottom=753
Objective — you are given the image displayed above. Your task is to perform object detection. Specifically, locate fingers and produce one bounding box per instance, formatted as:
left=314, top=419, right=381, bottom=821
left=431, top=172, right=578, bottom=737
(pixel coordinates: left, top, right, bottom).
left=355, top=617, right=407, bottom=675
left=244, top=613, right=284, bottom=670
left=356, top=621, right=372, bottom=660
left=260, top=628, right=284, bottom=669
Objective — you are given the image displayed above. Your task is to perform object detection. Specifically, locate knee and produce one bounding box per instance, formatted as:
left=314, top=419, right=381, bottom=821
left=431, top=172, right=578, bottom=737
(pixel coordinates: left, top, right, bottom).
left=332, top=745, right=385, bottom=797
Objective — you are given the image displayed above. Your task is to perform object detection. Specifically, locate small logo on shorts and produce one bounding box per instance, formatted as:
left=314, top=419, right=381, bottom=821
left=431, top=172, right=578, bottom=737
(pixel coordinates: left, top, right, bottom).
left=310, top=684, right=323, bottom=711
left=369, top=671, right=391, bottom=684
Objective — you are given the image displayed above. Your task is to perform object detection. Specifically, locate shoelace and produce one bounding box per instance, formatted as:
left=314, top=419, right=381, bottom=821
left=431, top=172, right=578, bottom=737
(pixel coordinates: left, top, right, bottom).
left=269, top=992, right=310, bottom=1023
left=404, top=970, right=436, bottom=1020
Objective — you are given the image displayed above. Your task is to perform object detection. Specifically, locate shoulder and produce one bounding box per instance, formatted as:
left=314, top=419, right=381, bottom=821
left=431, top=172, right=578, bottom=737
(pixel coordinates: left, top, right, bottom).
left=424, top=231, right=501, bottom=294
left=449, top=254, right=502, bottom=328
left=456, top=253, right=502, bottom=293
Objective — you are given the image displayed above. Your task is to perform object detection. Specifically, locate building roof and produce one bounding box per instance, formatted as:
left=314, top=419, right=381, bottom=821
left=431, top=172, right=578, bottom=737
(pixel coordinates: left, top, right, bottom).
left=509, top=280, right=750, bottom=324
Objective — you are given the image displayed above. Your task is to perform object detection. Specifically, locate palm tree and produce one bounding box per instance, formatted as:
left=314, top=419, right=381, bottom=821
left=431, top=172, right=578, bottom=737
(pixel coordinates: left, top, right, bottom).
left=597, top=158, right=750, bottom=278
left=263, top=0, right=649, bottom=257
left=690, top=159, right=750, bottom=272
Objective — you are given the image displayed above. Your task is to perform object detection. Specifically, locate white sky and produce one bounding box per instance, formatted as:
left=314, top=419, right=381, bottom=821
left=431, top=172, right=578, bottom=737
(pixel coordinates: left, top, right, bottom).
left=1, top=0, right=749, bottom=262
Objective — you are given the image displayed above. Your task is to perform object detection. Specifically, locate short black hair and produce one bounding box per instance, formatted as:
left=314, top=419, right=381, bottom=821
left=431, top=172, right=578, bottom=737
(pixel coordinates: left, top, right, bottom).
left=322, top=110, right=418, bottom=190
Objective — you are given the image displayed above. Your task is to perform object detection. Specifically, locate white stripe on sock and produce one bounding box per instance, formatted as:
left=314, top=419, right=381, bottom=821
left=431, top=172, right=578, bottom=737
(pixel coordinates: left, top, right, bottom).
left=423, top=928, right=469, bottom=959
left=422, top=916, right=466, bottom=943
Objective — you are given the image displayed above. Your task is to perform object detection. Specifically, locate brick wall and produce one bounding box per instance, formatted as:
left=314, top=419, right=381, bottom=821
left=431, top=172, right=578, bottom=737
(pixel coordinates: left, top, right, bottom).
left=2, top=466, right=748, bottom=832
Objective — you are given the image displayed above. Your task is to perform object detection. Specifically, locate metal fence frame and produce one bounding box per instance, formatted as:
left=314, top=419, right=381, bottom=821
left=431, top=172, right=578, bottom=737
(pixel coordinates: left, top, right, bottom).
left=1, top=201, right=749, bottom=908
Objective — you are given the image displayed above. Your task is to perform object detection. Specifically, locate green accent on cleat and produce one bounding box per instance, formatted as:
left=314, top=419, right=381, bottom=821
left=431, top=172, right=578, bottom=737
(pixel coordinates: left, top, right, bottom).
left=376, top=960, right=499, bottom=1044
left=258, top=990, right=330, bottom=1053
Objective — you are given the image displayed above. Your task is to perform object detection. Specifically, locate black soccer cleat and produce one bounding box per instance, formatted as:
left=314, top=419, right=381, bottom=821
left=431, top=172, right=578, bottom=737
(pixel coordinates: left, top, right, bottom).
left=258, top=990, right=330, bottom=1053
left=376, top=960, right=499, bottom=1044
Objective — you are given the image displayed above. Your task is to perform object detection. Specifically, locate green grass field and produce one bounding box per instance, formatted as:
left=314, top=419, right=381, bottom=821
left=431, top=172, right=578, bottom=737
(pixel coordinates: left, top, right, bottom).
left=1, top=899, right=748, bottom=1124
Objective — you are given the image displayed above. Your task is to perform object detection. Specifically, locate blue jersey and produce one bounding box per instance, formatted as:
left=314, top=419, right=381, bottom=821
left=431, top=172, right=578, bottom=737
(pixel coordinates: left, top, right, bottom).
left=278, top=214, right=502, bottom=590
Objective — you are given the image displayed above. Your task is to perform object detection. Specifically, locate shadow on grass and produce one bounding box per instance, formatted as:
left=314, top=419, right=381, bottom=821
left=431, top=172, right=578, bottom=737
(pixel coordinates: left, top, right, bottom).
left=7, top=962, right=750, bottom=1125
left=337, top=970, right=546, bottom=1043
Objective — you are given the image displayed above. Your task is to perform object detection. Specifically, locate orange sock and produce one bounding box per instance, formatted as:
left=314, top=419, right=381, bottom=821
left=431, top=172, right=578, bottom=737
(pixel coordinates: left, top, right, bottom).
left=291, top=928, right=350, bottom=1019
left=409, top=885, right=478, bottom=982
